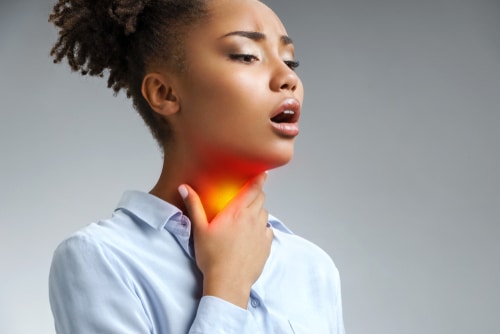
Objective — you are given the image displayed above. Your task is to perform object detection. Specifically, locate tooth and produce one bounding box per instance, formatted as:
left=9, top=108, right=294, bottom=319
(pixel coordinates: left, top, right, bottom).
left=283, top=110, right=294, bottom=114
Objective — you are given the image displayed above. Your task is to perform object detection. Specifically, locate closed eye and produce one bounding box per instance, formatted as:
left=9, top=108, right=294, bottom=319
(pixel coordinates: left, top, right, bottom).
left=284, top=60, right=300, bottom=71
left=229, top=54, right=259, bottom=64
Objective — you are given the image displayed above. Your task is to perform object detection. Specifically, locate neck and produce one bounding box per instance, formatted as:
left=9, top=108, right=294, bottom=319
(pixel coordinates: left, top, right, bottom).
left=150, top=159, right=259, bottom=222
left=191, top=172, right=250, bottom=221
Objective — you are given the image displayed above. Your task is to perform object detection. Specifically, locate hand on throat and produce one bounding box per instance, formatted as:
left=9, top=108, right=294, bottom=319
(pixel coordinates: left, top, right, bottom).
left=193, top=173, right=252, bottom=222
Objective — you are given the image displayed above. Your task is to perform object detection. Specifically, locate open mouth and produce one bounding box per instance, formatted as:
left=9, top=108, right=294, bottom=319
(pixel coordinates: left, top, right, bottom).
left=271, top=110, right=298, bottom=124
left=269, top=99, right=301, bottom=137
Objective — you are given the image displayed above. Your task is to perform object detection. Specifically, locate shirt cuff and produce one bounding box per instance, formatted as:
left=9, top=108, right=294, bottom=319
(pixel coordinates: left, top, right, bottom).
left=189, top=296, right=254, bottom=333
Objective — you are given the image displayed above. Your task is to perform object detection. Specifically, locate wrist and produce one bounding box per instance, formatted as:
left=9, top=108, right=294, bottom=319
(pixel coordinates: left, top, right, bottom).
left=203, top=276, right=252, bottom=309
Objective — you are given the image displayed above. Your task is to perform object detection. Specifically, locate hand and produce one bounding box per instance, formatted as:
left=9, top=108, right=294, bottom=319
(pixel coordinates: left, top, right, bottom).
left=178, top=173, right=273, bottom=308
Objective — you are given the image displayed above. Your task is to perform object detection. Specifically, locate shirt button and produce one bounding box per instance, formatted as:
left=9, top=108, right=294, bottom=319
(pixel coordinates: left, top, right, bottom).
left=250, top=298, right=260, bottom=308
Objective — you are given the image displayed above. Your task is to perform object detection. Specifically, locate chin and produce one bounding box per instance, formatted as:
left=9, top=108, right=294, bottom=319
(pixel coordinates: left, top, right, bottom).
left=261, top=147, right=295, bottom=171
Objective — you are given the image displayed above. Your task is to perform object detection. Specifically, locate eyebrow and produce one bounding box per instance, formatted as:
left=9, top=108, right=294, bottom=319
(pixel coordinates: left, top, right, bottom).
left=220, top=31, right=294, bottom=45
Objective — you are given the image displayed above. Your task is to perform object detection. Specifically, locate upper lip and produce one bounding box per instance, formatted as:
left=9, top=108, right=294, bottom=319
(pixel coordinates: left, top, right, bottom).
left=270, top=98, right=301, bottom=123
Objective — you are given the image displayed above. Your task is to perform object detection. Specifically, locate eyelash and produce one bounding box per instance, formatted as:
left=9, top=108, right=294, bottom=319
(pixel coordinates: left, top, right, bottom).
left=284, top=60, right=300, bottom=71
left=229, top=54, right=300, bottom=71
left=229, top=54, right=259, bottom=63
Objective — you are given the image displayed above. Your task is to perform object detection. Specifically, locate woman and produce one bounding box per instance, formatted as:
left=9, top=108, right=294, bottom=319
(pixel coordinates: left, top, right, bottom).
left=48, top=0, right=345, bottom=332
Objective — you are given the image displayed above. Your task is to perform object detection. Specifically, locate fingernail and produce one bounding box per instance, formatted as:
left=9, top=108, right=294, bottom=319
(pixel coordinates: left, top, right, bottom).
left=178, top=185, right=188, bottom=199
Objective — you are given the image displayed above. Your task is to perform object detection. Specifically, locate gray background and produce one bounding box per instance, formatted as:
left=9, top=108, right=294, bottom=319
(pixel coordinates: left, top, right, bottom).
left=1, top=0, right=499, bottom=333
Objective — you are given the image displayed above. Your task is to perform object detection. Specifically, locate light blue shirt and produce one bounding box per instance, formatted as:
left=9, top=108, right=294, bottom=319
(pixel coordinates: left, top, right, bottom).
left=49, top=191, right=345, bottom=333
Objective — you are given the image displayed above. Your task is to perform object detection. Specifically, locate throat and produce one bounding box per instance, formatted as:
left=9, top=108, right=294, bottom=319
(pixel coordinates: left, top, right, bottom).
left=195, top=174, right=251, bottom=222
left=203, top=181, right=241, bottom=219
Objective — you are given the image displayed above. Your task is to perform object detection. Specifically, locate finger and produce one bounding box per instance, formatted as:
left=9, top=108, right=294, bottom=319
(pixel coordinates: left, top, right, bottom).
left=259, top=208, right=270, bottom=229
left=254, top=172, right=268, bottom=189
left=248, top=190, right=266, bottom=212
left=178, top=184, right=208, bottom=232
left=265, top=225, right=274, bottom=240
left=229, top=173, right=268, bottom=209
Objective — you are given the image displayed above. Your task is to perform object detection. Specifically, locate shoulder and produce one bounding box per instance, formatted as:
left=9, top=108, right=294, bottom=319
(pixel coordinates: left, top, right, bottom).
left=50, top=225, right=124, bottom=283
left=53, top=208, right=148, bottom=257
left=49, top=221, right=154, bottom=333
left=268, top=216, right=341, bottom=293
left=275, top=228, right=340, bottom=275
left=49, top=217, right=146, bottom=311
left=50, top=212, right=139, bottom=277
left=269, top=214, right=339, bottom=273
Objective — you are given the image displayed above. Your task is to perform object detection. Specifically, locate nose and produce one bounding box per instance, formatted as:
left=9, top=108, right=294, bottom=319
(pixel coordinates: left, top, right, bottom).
left=270, top=60, right=299, bottom=93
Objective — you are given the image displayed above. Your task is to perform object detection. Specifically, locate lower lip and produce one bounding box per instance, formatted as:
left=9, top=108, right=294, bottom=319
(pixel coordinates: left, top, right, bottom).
left=270, top=121, right=300, bottom=137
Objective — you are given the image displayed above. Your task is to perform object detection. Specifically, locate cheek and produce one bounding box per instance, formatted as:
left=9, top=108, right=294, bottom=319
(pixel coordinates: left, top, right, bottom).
left=178, top=72, right=256, bottom=148
left=193, top=70, right=262, bottom=121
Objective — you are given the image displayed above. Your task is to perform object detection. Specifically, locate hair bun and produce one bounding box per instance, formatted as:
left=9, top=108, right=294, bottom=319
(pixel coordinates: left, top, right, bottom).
left=48, top=0, right=152, bottom=85
left=108, top=0, right=152, bottom=36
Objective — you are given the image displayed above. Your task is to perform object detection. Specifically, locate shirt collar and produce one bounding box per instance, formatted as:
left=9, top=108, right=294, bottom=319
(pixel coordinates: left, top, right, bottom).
left=115, top=191, right=193, bottom=257
left=115, top=191, right=183, bottom=230
left=115, top=190, right=293, bottom=258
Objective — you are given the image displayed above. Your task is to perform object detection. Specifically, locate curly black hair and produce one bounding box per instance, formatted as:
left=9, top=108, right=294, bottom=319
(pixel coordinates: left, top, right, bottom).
left=49, top=0, right=207, bottom=149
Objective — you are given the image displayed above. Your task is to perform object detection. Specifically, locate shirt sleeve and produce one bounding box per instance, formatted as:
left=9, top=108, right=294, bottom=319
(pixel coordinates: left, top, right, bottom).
left=189, top=296, right=257, bottom=334
left=49, top=234, right=152, bottom=333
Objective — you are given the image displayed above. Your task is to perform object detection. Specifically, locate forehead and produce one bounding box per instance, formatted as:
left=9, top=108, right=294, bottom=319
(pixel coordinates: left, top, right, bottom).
left=204, top=0, right=288, bottom=37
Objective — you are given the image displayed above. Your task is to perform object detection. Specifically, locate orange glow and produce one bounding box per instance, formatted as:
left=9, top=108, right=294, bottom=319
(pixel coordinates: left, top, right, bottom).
left=205, top=181, right=241, bottom=214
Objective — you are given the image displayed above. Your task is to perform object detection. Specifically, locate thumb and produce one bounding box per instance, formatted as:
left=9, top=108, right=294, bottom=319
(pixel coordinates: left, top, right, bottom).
left=178, top=184, right=208, bottom=232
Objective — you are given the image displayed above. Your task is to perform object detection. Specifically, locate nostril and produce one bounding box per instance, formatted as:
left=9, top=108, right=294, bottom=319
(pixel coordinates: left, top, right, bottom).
left=280, top=82, right=296, bottom=92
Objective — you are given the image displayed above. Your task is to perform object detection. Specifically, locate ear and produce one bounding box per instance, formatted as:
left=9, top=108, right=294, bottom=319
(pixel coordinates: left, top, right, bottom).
left=141, top=72, right=180, bottom=116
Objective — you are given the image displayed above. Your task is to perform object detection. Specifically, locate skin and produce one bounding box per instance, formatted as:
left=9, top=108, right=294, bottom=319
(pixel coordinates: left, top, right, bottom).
left=142, top=0, right=304, bottom=308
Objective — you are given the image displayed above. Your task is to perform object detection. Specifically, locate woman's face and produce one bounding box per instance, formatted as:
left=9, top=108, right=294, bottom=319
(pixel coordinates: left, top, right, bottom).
left=171, top=0, right=304, bottom=175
